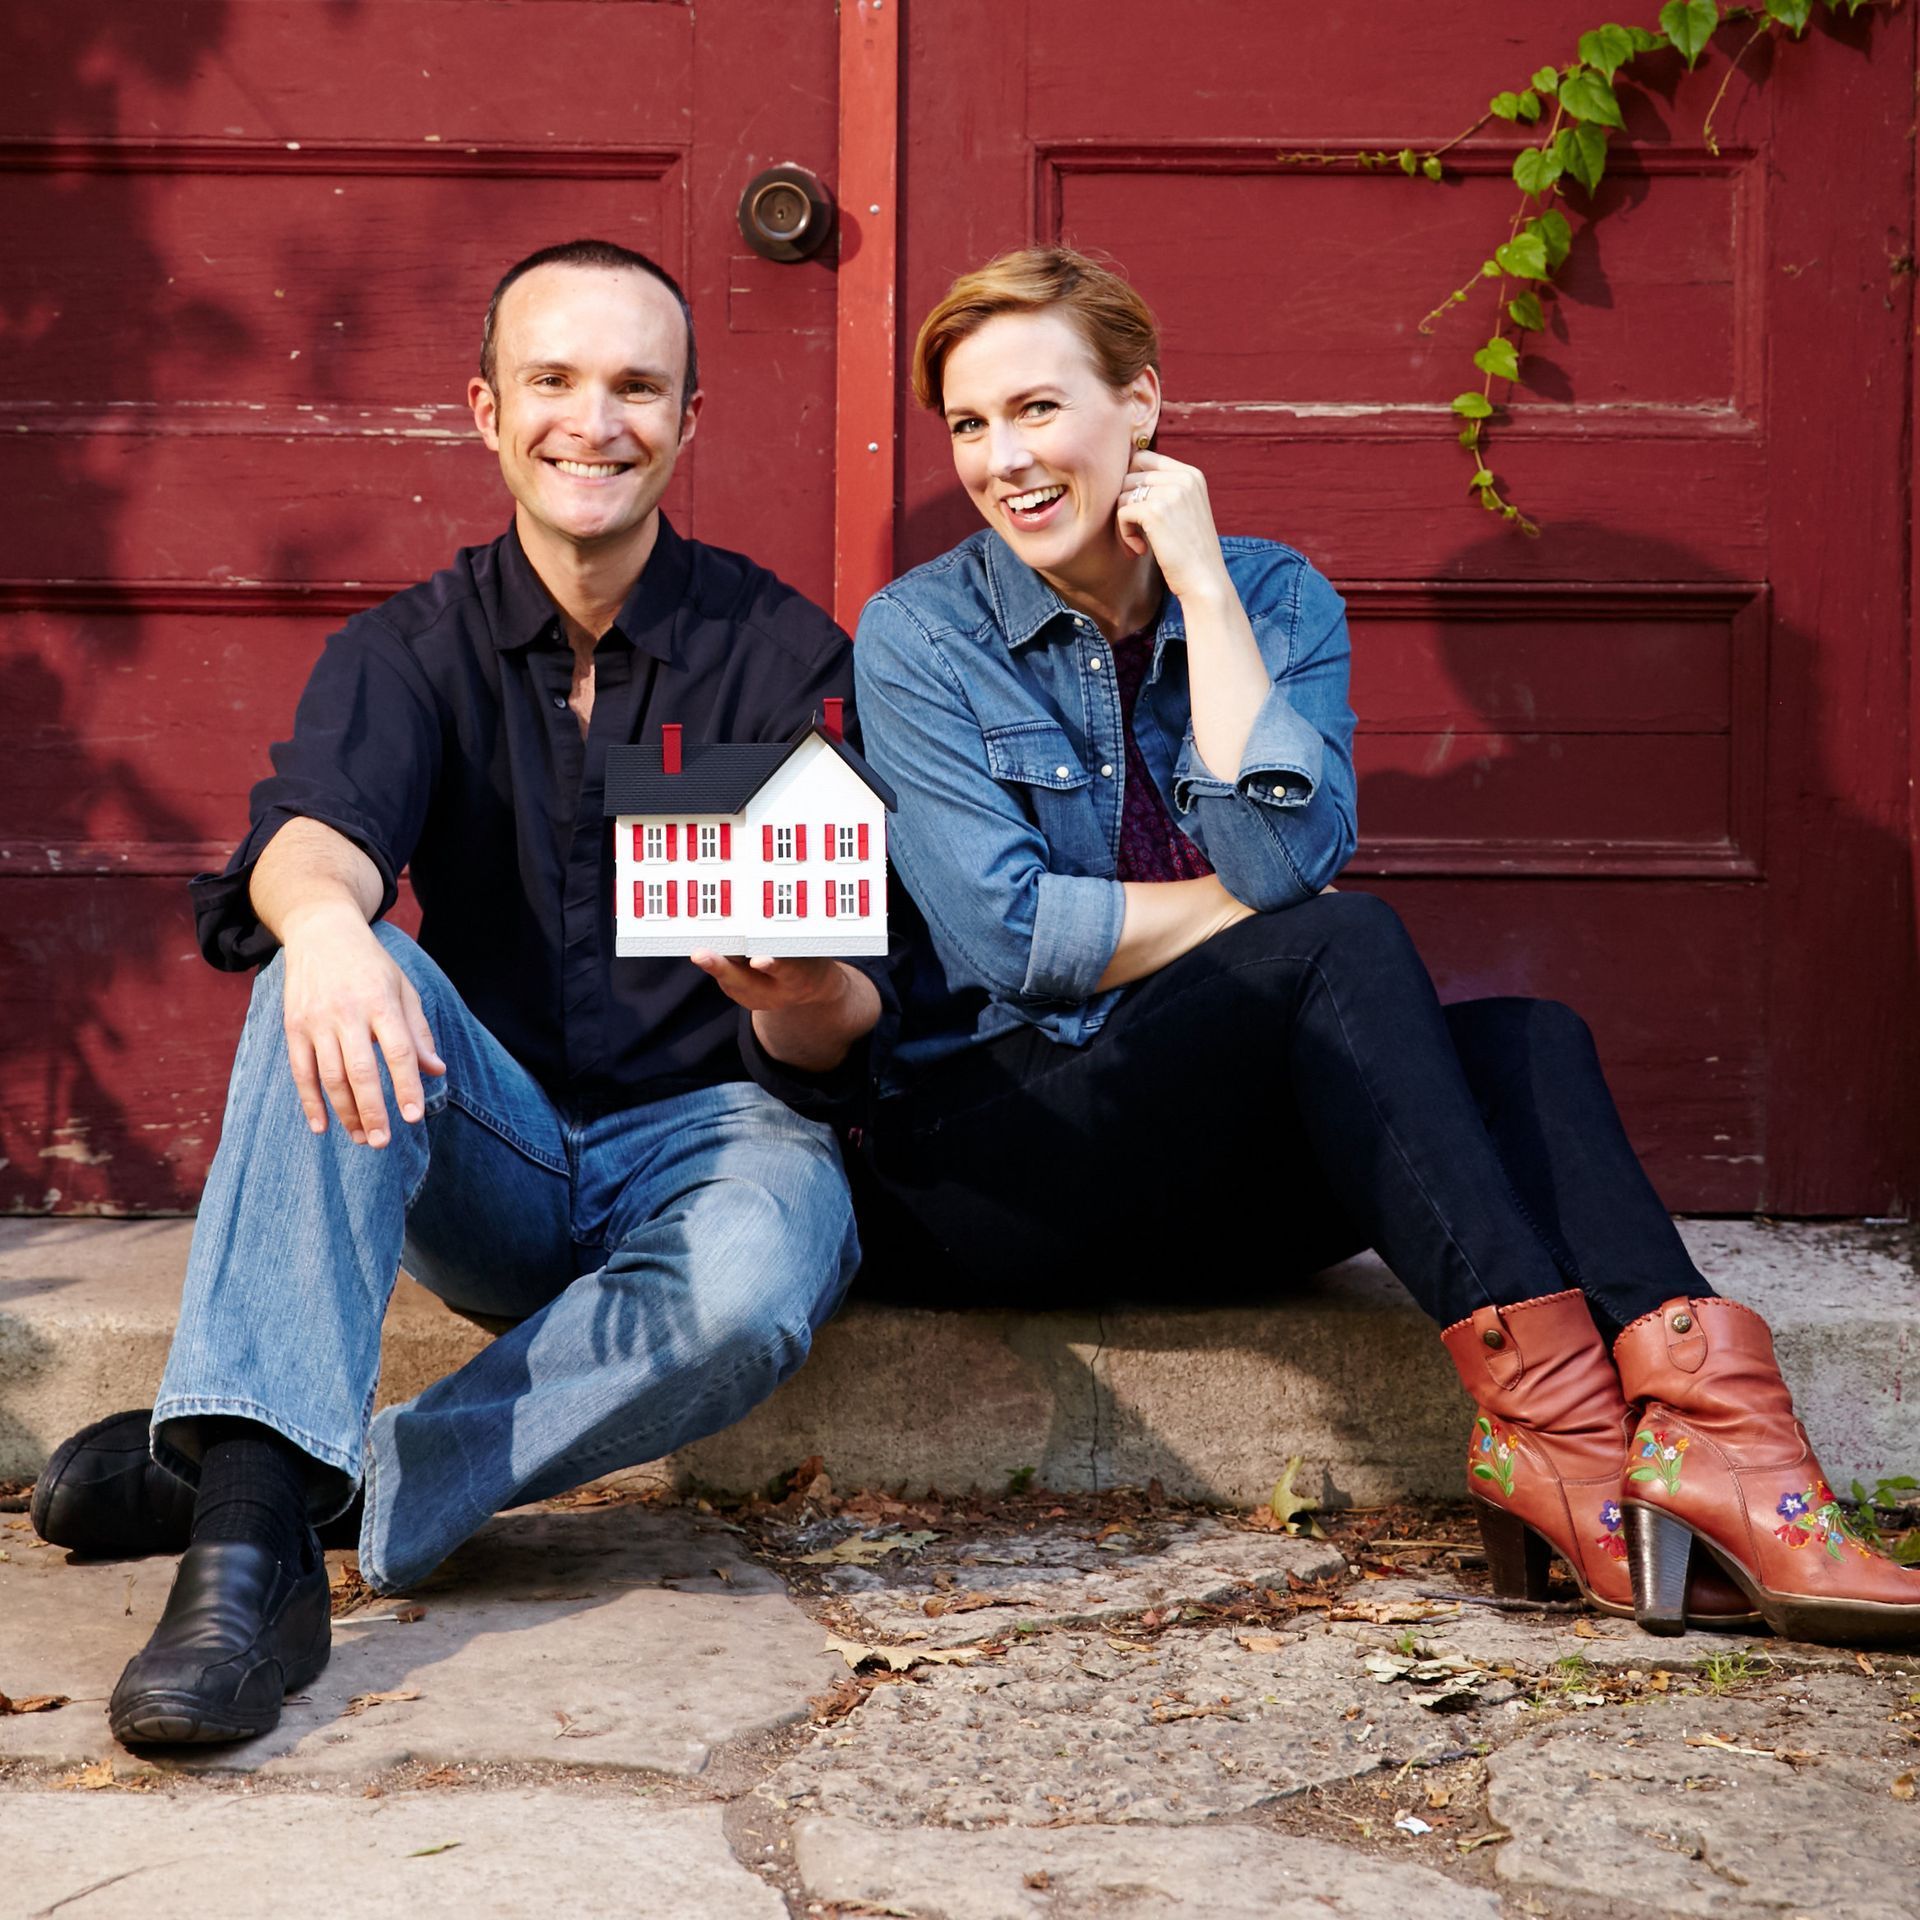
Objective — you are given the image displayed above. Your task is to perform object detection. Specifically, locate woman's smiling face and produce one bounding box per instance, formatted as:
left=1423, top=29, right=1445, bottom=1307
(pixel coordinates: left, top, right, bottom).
left=941, top=307, right=1157, bottom=584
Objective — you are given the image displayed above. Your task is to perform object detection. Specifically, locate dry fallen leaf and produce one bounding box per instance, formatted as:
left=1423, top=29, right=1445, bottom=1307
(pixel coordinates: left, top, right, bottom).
left=1892, top=1770, right=1916, bottom=1801
left=0, top=1692, right=68, bottom=1715
left=59, top=1760, right=120, bottom=1792
left=799, top=1530, right=936, bottom=1567
left=1237, top=1633, right=1288, bottom=1654
left=343, top=1687, right=424, bottom=1717
left=407, top=1842, right=461, bottom=1858
left=1858, top=1652, right=1877, bottom=1677
left=1573, top=1619, right=1602, bottom=1639
left=394, top=1606, right=426, bottom=1624
left=923, top=1590, right=1005, bottom=1619
left=1024, top=1870, right=1052, bottom=1891
left=822, top=1633, right=979, bottom=1674
left=1328, top=1600, right=1462, bottom=1626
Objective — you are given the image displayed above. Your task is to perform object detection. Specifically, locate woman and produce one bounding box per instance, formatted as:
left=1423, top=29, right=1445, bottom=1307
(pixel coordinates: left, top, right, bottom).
left=852, top=246, right=1918, bottom=1649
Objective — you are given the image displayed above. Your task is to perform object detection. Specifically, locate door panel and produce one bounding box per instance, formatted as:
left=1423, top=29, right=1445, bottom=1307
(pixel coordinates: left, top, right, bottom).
left=902, top=0, right=1916, bottom=1212
left=0, top=0, right=842, bottom=1212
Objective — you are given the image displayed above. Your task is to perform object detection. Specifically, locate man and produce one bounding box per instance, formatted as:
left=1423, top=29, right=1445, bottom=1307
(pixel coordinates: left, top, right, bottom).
left=32, top=239, right=883, bottom=1748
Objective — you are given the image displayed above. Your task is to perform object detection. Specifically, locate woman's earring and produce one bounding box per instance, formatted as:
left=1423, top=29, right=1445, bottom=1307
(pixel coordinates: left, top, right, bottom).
left=1133, top=432, right=1151, bottom=451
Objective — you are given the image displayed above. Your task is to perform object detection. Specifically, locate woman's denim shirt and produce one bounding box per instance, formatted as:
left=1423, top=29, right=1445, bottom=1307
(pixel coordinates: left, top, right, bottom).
left=855, top=529, right=1358, bottom=1082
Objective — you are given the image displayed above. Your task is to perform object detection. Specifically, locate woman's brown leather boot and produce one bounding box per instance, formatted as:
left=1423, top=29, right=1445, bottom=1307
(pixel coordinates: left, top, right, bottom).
left=1441, top=1289, right=1757, bottom=1624
left=1613, top=1295, right=1920, bottom=1646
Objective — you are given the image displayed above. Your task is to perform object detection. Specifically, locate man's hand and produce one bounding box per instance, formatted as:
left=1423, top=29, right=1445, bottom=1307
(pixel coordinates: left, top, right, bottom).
left=689, top=953, right=880, bottom=1075
left=278, top=899, right=446, bottom=1148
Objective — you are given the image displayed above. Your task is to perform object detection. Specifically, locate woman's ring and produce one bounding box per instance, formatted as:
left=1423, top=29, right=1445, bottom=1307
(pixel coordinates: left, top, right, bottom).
left=1127, top=483, right=1149, bottom=504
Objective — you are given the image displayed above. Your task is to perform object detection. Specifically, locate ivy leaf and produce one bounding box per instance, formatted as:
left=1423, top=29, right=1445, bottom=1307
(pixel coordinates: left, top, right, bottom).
left=1765, top=0, right=1812, bottom=30
left=1559, top=69, right=1625, bottom=128
left=1626, top=24, right=1668, bottom=48
left=1421, top=155, right=1443, bottom=181
left=1451, top=391, right=1494, bottom=419
left=1561, top=122, right=1610, bottom=195
left=1530, top=208, right=1574, bottom=270
left=1473, top=336, right=1521, bottom=382
left=1508, top=291, right=1546, bottom=330
left=1513, top=147, right=1563, bottom=197
left=1659, top=0, right=1720, bottom=67
left=1577, top=24, right=1638, bottom=76
left=1532, top=65, right=1561, bottom=92
left=1495, top=233, right=1550, bottom=279
left=1470, top=468, right=1496, bottom=490
left=1516, top=89, right=1543, bottom=122
left=1397, top=147, right=1418, bottom=175
left=1490, top=90, right=1522, bottom=120
left=1481, top=258, right=1502, bottom=278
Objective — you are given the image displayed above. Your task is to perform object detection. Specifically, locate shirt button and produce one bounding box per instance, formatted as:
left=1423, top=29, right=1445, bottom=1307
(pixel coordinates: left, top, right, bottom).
left=1055, top=765, right=1071, bottom=780
left=552, top=695, right=567, bottom=709
left=1100, top=764, right=1114, bottom=778
left=1089, top=656, right=1104, bottom=671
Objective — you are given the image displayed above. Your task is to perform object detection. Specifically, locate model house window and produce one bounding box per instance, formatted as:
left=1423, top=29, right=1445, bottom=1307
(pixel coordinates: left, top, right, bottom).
left=697, top=824, right=722, bottom=862
left=695, top=880, right=727, bottom=917
left=830, top=880, right=862, bottom=918
left=773, top=825, right=795, bottom=862
left=774, top=881, right=796, bottom=918
left=640, top=824, right=666, bottom=862
left=635, top=880, right=669, bottom=919
left=834, top=825, right=859, bottom=861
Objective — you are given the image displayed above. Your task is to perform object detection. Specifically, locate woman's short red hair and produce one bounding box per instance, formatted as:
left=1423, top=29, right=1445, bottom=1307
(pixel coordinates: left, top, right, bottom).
left=911, top=246, right=1160, bottom=413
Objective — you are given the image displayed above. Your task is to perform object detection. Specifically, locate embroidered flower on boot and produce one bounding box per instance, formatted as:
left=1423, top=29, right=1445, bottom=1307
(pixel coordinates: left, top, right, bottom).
left=1470, top=1414, right=1516, bottom=1498
left=1628, top=1427, right=1689, bottom=1497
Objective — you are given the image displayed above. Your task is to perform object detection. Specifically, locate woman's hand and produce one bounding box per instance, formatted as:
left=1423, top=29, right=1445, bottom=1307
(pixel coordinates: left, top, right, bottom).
left=1114, top=449, right=1234, bottom=606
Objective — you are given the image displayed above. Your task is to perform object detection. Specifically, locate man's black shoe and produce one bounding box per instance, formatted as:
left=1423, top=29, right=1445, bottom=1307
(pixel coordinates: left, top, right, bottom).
left=30, top=1409, right=193, bottom=1558
left=108, top=1535, right=330, bottom=1746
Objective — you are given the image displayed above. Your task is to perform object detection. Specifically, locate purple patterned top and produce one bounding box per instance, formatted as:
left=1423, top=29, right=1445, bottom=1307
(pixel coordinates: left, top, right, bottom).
left=1109, top=628, right=1215, bottom=884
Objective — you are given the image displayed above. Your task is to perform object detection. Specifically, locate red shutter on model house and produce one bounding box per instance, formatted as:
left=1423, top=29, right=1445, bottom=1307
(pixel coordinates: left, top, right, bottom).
left=763, top=880, right=774, bottom=916
left=721, top=880, right=732, bottom=916
left=797, top=880, right=807, bottom=917
left=763, top=824, right=774, bottom=860
left=795, top=824, right=806, bottom=860
left=825, top=881, right=837, bottom=917
left=858, top=822, right=870, bottom=860
left=823, top=822, right=835, bottom=861
left=686, top=821, right=696, bottom=851
left=666, top=880, right=678, bottom=917
left=720, top=823, right=731, bottom=859
left=666, top=824, right=678, bottom=861
left=631, top=824, right=644, bottom=863
left=859, top=879, right=870, bottom=916
left=633, top=881, right=645, bottom=918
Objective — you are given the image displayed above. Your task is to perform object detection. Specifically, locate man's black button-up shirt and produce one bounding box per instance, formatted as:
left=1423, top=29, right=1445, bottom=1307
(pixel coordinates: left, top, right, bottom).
left=192, top=517, right=868, bottom=1112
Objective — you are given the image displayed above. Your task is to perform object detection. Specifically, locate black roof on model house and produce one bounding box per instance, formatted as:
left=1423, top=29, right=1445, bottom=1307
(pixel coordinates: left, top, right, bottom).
left=603, top=713, right=898, bottom=818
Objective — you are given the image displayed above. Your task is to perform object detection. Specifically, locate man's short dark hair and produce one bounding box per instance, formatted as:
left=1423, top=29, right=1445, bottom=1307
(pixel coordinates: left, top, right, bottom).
left=480, top=239, right=699, bottom=404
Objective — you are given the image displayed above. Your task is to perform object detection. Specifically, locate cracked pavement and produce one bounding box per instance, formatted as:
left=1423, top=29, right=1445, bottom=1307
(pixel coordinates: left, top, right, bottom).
left=3, top=1482, right=1916, bottom=1919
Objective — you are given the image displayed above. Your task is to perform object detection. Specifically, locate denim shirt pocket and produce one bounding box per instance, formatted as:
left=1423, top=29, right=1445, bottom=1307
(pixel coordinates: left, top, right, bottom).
left=981, top=721, right=1108, bottom=877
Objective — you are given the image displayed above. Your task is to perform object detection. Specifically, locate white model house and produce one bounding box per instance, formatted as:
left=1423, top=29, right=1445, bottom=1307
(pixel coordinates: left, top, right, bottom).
left=604, top=699, right=897, bottom=959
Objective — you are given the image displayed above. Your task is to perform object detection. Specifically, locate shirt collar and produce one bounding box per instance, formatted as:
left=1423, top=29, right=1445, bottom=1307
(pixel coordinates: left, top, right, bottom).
left=492, top=514, right=689, bottom=664
left=982, top=528, right=1183, bottom=672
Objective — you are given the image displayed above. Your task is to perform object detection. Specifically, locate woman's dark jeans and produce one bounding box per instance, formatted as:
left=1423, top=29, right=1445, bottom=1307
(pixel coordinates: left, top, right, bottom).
left=857, top=891, right=1712, bottom=1337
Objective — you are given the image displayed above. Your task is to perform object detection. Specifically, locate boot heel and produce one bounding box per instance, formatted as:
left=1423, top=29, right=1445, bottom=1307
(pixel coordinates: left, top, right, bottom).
left=1475, top=1500, right=1552, bottom=1601
left=1625, top=1501, right=1692, bottom=1636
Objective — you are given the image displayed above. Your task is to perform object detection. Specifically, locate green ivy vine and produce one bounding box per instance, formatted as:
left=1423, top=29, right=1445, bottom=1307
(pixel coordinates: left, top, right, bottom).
left=1357, top=0, right=1897, bottom=534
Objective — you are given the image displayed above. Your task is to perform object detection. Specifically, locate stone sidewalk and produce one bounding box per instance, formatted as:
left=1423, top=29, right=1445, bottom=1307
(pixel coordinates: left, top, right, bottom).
left=5, top=1480, right=1917, bottom=1919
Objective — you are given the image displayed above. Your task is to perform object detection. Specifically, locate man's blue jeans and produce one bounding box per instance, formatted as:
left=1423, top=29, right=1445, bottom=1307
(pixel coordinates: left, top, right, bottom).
left=152, top=924, right=858, bottom=1592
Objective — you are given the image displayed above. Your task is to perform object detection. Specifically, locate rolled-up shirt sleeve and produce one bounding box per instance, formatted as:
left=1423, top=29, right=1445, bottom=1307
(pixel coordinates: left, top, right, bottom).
left=189, top=613, right=442, bottom=971
left=1169, top=555, right=1357, bottom=909
left=854, top=596, right=1123, bottom=1008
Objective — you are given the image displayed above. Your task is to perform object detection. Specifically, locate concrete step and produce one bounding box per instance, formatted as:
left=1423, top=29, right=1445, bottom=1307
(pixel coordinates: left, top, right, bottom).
left=1, top=1217, right=1914, bottom=1505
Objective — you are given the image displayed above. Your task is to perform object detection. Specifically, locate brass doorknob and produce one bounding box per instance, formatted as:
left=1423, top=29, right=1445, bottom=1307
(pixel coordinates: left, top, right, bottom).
left=738, top=165, right=836, bottom=263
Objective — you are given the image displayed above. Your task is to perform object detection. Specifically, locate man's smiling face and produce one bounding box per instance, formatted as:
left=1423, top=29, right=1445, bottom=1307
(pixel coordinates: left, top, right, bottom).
left=469, top=262, right=700, bottom=564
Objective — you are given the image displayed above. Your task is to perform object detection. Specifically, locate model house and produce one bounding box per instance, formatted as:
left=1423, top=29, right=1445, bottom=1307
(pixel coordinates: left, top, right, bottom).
left=603, top=698, right=897, bottom=958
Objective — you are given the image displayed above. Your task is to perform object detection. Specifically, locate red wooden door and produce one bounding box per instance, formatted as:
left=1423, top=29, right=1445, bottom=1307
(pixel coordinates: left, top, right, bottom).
left=901, top=1, right=1917, bottom=1213
left=0, top=1, right=842, bottom=1213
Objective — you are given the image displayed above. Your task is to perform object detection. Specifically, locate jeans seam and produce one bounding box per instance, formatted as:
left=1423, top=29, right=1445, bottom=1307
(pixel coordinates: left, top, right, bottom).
left=444, top=1086, right=568, bottom=1174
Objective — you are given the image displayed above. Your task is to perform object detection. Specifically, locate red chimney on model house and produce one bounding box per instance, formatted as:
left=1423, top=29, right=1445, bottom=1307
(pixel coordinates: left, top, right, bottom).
left=822, top=697, right=843, bottom=744
left=661, top=723, right=682, bottom=774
